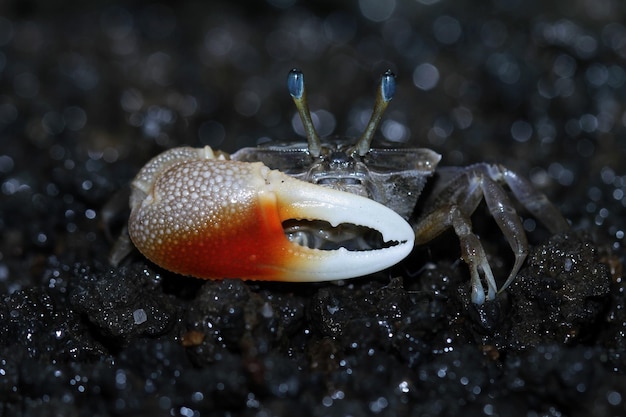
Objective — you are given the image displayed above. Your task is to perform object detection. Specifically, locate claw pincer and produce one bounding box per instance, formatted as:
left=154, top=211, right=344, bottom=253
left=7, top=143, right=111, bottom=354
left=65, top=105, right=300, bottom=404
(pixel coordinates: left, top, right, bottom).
left=128, top=147, right=414, bottom=282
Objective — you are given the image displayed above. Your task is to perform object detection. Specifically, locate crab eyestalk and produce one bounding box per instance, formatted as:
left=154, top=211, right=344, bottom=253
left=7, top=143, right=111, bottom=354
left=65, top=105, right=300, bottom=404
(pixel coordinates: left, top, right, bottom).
left=288, top=68, right=322, bottom=158
left=352, top=70, right=396, bottom=156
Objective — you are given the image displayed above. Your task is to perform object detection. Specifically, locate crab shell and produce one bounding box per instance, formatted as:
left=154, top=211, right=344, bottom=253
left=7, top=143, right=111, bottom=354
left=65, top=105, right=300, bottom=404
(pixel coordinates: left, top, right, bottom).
left=128, top=146, right=415, bottom=282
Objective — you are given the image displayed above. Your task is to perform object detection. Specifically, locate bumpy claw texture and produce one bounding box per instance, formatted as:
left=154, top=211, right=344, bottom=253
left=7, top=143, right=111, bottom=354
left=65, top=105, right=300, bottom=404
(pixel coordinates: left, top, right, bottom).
left=128, top=146, right=415, bottom=282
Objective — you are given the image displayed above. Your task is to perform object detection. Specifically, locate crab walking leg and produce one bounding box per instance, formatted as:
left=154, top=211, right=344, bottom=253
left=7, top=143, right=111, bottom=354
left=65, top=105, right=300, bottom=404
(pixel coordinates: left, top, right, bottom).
left=127, top=147, right=415, bottom=282
left=479, top=171, right=529, bottom=293
left=413, top=176, right=499, bottom=304
left=413, top=162, right=570, bottom=304
left=450, top=206, right=498, bottom=305
left=499, top=167, right=570, bottom=233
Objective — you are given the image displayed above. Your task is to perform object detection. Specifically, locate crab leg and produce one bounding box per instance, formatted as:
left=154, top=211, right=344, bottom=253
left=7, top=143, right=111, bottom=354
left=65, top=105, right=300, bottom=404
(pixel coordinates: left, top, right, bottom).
left=450, top=206, right=498, bottom=305
left=413, top=170, right=499, bottom=304
left=127, top=146, right=415, bottom=282
left=479, top=171, right=528, bottom=295
left=499, top=167, right=570, bottom=233
left=414, top=163, right=569, bottom=304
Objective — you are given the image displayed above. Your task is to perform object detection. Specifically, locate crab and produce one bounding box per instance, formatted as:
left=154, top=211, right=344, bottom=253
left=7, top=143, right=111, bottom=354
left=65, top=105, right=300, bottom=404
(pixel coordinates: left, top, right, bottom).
left=112, top=69, right=569, bottom=304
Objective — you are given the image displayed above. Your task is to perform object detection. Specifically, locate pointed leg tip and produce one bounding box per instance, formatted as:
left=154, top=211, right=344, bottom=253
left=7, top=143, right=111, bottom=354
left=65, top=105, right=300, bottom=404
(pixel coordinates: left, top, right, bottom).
left=471, top=284, right=486, bottom=305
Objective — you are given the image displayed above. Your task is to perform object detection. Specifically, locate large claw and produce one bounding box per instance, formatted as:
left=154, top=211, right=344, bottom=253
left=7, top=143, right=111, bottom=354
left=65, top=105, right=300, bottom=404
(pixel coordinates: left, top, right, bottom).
left=128, top=146, right=414, bottom=282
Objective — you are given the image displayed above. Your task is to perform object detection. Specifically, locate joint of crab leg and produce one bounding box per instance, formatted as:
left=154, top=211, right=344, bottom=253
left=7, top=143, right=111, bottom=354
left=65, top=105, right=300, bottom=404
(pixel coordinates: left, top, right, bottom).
left=352, top=69, right=396, bottom=156
left=288, top=69, right=322, bottom=158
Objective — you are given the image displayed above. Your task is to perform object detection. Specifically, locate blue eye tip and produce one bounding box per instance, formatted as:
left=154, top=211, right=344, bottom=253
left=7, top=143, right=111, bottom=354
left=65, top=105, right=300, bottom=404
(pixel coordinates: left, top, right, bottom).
left=381, top=70, right=396, bottom=102
left=288, top=68, right=304, bottom=99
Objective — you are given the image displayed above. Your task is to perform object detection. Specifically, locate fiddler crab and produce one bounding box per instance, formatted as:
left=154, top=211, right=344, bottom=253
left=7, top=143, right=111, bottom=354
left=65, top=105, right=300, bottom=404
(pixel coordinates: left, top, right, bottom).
left=111, top=69, right=569, bottom=305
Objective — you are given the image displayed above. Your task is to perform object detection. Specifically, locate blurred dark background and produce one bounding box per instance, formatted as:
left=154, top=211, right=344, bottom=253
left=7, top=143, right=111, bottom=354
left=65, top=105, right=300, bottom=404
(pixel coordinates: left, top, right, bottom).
left=1, top=0, right=625, bottom=231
